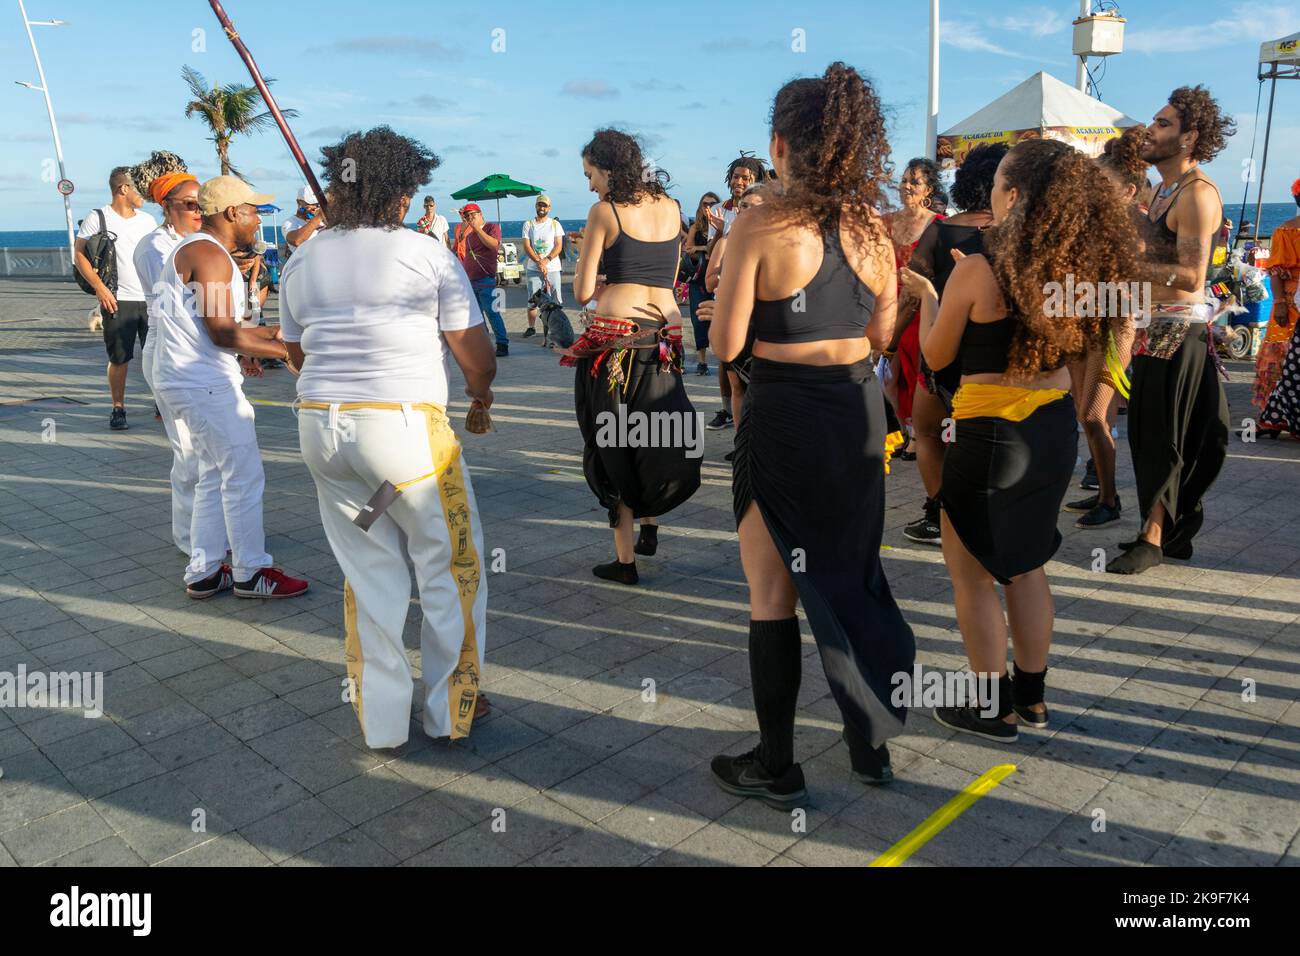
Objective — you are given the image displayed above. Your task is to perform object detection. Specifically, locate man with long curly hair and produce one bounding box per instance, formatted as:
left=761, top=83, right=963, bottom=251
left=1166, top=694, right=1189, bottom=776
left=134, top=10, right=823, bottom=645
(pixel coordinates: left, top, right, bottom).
left=1107, top=86, right=1234, bottom=575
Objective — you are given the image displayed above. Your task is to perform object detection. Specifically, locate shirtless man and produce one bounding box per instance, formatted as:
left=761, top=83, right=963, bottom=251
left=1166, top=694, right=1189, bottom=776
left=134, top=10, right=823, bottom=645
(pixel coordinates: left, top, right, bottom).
left=1107, top=86, right=1234, bottom=575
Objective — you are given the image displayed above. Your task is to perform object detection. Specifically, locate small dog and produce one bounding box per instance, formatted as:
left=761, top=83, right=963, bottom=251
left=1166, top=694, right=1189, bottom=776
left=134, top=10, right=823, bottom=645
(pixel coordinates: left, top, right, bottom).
left=88, top=308, right=102, bottom=332
left=528, top=286, right=575, bottom=350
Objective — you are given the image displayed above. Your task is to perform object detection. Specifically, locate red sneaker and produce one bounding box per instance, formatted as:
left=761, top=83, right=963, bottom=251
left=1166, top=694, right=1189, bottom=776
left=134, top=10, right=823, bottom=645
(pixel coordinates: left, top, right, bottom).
left=233, top=567, right=310, bottom=599
left=186, top=564, right=234, bottom=600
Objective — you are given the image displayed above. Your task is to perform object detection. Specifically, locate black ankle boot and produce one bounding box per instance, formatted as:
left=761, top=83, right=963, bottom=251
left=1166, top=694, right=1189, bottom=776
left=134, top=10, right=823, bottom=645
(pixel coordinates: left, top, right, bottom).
left=592, top=560, right=638, bottom=585
left=634, top=525, right=658, bottom=556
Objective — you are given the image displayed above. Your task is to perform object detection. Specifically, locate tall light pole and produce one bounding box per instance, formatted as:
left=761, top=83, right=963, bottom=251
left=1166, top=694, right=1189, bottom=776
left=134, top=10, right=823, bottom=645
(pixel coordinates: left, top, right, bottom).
left=15, top=0, right=74, bottom=271
left=926, top=0, right=939, bottom=161
left=1075, top=0, right=1091, bottom=92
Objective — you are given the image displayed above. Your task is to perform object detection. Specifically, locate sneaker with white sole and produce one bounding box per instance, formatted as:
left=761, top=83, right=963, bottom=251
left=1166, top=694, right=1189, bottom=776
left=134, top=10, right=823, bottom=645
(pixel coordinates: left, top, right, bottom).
left=233, top=567, right=310, bottom=599
left=186, top=564, right=234, bottom=600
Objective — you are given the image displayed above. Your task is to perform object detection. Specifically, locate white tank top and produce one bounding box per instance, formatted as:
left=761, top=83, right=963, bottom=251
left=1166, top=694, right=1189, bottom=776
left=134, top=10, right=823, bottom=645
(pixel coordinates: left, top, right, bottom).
left=152, top=232, right=245, bottom=391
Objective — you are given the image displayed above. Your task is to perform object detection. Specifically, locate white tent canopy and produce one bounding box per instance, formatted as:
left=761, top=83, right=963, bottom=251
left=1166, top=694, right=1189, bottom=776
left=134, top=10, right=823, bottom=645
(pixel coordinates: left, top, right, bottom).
left=937, top=71, right=1139, bottom=167
left=1259, top=31, right=1300, bottom=66
left=942, top=71, right=1138, bottom=136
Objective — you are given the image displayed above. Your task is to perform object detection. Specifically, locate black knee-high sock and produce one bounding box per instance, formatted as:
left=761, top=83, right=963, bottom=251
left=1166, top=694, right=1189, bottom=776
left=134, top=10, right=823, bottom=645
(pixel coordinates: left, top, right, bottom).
left=749, top=618, right=802, bottom=776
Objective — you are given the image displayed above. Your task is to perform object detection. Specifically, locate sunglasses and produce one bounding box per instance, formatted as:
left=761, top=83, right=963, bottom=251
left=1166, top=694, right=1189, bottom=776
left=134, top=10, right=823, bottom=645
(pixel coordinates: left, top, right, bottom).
left=167, top=199, right=202, bottom=212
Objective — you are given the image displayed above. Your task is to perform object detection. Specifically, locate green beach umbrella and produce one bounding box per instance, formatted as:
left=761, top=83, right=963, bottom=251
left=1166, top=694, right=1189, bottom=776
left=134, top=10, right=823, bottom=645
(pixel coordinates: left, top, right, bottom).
left=450, top=173, right=545, bottom=224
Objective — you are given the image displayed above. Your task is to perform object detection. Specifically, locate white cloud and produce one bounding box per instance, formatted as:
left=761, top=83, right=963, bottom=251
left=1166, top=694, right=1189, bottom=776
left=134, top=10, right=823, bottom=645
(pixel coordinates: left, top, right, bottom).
left=997, top=8, right=1069, bottom=39
left=939, top=20, right=1039, bottom=60
left=560, top=80, right=619, bottom=99
left=1127, top=3, right=1300, bottom=54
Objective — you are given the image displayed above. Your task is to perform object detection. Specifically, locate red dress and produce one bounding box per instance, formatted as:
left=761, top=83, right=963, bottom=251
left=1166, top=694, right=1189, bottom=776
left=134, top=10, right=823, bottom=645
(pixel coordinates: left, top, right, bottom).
left=893, top=215, right=944, bottom=424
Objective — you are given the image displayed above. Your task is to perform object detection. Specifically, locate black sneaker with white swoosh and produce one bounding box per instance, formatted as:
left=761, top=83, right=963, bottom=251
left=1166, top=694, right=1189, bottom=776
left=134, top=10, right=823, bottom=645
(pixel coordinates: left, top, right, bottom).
left=710, top=748, right=808, bottom=809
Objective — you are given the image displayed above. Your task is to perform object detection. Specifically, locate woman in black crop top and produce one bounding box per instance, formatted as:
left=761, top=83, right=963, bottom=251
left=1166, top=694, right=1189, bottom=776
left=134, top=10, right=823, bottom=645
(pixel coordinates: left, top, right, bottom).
left=702, top=64, right=916, bottom=806
left=903, top=138, right=1139, bottom=744
left=901, top=142, right=1006, bottom=547
left=562, top=129, right=700, bottom=585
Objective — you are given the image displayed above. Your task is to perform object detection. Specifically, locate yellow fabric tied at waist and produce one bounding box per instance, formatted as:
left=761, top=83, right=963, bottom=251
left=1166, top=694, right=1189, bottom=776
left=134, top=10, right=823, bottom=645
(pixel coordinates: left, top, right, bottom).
left=951, top=383, right=1068, bottom=422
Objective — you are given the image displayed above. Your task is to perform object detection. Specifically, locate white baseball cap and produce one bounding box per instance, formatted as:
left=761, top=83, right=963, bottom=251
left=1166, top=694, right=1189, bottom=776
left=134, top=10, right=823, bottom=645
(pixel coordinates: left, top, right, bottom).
left=297, top=185, right=318, bottom=206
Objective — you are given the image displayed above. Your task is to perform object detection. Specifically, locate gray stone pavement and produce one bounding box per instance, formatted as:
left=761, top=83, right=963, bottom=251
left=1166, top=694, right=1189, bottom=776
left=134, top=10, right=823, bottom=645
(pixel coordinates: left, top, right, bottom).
left=0, top=275, right=1297, bottom=867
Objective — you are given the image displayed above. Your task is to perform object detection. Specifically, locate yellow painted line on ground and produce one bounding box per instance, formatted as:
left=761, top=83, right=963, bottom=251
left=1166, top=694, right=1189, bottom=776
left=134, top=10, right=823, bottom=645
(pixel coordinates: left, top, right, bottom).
left=868, top=763, right=1017, bottom=867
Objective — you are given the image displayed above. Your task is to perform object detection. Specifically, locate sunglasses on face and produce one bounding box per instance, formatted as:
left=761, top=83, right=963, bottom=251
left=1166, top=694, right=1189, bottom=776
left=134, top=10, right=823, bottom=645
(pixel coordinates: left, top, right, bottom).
left=167, top=199, right=201, bottom=212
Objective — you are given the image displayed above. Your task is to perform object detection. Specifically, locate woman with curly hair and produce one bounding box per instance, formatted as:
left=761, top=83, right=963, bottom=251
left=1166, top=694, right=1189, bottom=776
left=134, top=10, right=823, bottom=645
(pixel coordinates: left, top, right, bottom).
left=887, top=157, right=946, bottom=451
left=683, top=191, right=722, bottom=375
left=280, top=127, right=498, bottom=747
left=905, top=137, right=1139, bottom=740
left=129, top=151, right=203, bottom=553
left=565, top=129, right=701, bottom=584
left=903, top=143, right=1007, bottom=545
left=1253, top=179, right=1300, bottom=435
left=707, top=63, right=914, bottom=806
left=1063, top=125, right=1148, bottom=530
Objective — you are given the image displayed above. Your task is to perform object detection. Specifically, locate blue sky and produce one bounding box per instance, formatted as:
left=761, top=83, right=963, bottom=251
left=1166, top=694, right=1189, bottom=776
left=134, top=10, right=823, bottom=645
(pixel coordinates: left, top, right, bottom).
left=3, top=0, right=1298, bottom=232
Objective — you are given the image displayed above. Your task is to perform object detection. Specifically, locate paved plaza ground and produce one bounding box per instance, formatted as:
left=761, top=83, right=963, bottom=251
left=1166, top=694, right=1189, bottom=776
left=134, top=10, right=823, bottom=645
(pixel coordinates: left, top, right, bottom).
left=1, top=275, right=1297, bottom=867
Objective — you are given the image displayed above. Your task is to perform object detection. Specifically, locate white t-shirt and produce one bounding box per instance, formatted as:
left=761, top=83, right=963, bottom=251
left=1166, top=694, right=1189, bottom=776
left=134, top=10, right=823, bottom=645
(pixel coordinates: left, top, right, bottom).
left=77, top=205, right=158, bottom=302
left=426, top=213, right=449, bottom=244
left=278, top=227, right=481, bottom=406
left=283, top=213, right=320, bottom=247
left=523, top=217, right=564, bottom=274
left=152, top=232, right=246, bottom=391
left=706, top=200, right=738, bottom=242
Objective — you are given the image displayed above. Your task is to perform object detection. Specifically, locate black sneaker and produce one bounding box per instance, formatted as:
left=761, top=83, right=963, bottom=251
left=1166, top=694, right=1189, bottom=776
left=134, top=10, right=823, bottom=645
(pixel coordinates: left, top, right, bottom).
left=1064, top=493, right=1099, bottom=513
left=933, top=705, right=1018, bottom=742
left=495, top=343, right=510, bottom=357
left=1079, top=458, right=1099, bottom=491
left=841, top=728, right=893, bottom=785
left=723, top=449, right=735, bottom=463
left=1012, top=702, right=1050, bottom=729
left=109, top=407, right=128, bottom=431
left=710, top=748, right=808, bottom=809
left=706, top=410, right=732, bottom=431
left=696, top=362, right=709, bottom=376
left=903, top=498, right=942, bottom=545
left=522, top=327, right=536, bottom=338
left=1076, top=497, right=1121, bottom=529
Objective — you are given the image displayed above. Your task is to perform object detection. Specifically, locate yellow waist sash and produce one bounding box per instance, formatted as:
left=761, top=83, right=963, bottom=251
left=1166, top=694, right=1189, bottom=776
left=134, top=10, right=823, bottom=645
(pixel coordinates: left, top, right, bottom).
left=951, top=383, right=1068, bottom=422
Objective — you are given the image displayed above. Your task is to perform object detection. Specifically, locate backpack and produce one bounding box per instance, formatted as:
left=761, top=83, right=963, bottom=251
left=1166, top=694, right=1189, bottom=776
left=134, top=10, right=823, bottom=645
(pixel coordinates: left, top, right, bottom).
left=75, top=209, right=118, bottom=295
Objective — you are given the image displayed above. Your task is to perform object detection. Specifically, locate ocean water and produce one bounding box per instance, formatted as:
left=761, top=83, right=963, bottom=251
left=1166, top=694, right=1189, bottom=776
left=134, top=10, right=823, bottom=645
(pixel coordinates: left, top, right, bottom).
left=0, top=218, right=585, bottom=248
left=3, top=207, right=1294, bottom=248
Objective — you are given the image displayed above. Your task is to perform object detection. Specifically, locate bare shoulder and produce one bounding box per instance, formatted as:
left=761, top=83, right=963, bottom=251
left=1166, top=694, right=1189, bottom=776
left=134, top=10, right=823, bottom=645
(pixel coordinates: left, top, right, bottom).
left=585, top=200, right=611, bottom=225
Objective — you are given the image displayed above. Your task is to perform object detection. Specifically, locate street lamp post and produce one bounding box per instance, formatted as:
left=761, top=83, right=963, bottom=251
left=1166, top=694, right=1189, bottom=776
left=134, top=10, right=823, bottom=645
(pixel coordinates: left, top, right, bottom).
left=926, top=0, right=939, bottom=161
left=15, top=0, right=74, bottom=272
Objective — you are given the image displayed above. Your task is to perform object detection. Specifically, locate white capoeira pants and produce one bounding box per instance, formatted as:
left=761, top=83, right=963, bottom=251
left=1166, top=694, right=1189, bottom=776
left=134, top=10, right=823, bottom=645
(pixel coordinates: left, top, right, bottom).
left=159, top=381, right=273, bottom=584
left=141, top=340, right=207, bottom=554
left=298, top=402, right=488, bottom=748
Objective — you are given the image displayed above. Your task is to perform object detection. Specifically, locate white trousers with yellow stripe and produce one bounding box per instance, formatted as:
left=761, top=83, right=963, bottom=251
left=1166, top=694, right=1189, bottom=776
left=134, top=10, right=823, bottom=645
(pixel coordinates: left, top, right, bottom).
left=298, top=402, right=487, bottom=748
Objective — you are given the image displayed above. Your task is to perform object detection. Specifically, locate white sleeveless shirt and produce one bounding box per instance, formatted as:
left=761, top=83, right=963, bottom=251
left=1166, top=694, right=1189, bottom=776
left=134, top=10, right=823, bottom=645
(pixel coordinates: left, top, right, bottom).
left=152, top=232, right=246, bottom=391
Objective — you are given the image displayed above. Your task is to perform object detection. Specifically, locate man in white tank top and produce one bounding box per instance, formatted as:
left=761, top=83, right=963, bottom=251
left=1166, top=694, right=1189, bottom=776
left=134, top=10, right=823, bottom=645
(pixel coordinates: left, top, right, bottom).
left=154, top=176, right=310, bottom=601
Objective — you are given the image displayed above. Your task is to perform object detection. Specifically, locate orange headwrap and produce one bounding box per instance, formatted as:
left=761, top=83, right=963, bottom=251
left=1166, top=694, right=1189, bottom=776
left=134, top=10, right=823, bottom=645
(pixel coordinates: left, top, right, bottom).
left=149, top=172, right=198, bottom=205
left=1292, top=177, right=1300, bottom=198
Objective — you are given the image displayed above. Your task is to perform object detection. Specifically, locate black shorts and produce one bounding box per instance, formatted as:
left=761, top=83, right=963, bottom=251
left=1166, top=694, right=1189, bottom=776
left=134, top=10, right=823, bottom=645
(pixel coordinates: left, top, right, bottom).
left=103, top=300, right=148, bottom=364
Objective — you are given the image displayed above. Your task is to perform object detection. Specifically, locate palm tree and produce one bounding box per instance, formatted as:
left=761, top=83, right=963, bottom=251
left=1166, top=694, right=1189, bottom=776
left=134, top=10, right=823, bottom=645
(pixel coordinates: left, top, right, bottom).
left=182, top=65, right=299, bottom=177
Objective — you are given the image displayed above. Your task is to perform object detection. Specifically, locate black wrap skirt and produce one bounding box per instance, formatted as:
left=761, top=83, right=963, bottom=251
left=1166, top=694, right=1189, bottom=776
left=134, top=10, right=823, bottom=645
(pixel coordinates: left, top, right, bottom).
left=733, top=357, right=916, bottom=749
left=940, top=394, right=1077, bottom=585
